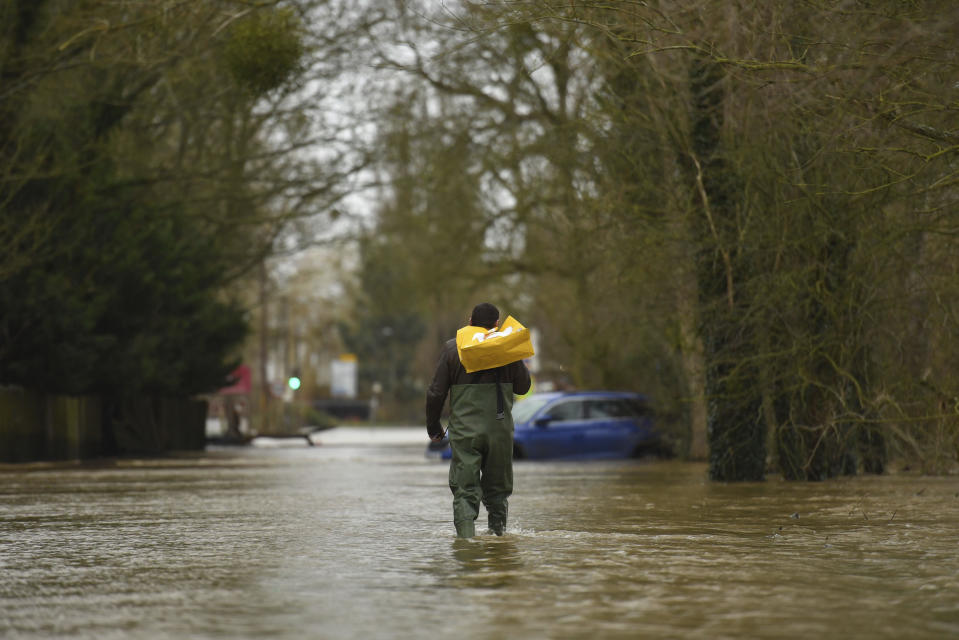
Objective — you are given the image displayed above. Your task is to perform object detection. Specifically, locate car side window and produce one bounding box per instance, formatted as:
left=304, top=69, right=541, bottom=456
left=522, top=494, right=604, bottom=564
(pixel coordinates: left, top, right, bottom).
left=625, top=398, right=653, bottom=418
left=547, top=400, right=584, bottom=421
left=587, top=399, right=632, bottom=419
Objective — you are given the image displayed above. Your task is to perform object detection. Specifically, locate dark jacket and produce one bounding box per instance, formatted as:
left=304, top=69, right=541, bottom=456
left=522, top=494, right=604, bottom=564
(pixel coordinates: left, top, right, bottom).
left=425, top=338, right=532, bottom=438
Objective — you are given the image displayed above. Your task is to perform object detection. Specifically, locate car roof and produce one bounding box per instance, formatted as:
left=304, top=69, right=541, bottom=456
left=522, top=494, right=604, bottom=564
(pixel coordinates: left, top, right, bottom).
left=532, top=390, right=650, bottom=402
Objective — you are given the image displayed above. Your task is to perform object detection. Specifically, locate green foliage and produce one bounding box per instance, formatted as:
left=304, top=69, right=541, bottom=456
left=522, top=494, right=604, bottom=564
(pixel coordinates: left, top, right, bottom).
left=371, top=1, right=959, bottom=477
left=339, top=308, right=426, bottom=411
left=0, top=148, right=250, bottom=395
left=344, top=90, right=510, bottom=419
left=221, top=8, right=305, bottom=95
left=0, top=2, right=318, bottom=397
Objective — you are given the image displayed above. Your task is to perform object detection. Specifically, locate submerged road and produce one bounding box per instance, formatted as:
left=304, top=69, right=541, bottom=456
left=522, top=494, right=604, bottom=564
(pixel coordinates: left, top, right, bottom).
left=2, top=427, right=957, bottom=639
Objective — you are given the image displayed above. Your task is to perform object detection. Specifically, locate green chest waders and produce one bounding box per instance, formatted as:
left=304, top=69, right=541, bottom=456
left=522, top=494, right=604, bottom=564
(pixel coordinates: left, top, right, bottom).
left=447, top=368, right=514, bottom=537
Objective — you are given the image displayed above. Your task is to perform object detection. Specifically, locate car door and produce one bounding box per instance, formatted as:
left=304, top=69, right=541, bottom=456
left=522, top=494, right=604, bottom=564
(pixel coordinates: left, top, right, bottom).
left=523, top=398, right=588, bottom=459
left=624, top=396, right=656, bottom=441
left=583, top=398, right=638, bottom=457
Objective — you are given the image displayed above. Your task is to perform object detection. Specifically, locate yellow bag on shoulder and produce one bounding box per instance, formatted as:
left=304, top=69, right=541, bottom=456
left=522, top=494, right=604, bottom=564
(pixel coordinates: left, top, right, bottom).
left=455, top=315, right=535, bottom=373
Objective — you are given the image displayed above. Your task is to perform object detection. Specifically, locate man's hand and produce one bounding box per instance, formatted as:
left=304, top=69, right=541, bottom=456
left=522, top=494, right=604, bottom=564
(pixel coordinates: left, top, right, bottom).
left=427, top=421, right=446, bottom=442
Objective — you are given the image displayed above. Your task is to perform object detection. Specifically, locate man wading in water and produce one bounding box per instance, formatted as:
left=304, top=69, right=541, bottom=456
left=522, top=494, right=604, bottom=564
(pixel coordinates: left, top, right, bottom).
left=426, top=303, right=532, bottom=538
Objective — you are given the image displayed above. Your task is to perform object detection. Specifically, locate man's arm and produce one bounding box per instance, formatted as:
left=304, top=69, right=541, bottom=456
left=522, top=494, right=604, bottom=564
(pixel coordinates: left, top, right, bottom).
left=511, top=359, right=532, bottom=396
left=425, top=345, right=452, bottom=440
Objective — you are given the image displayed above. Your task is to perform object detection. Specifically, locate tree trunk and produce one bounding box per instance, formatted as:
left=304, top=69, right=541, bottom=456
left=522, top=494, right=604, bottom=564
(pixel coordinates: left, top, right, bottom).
left=687, top=55, right=766, bottom=481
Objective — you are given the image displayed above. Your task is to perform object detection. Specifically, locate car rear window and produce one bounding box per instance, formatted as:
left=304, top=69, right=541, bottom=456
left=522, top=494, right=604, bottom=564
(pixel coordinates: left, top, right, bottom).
left=625, top=398, right=653, bottom=417
left=587, top=399, right=633, bottom=418
left=548, top=400, right=585, bottom=420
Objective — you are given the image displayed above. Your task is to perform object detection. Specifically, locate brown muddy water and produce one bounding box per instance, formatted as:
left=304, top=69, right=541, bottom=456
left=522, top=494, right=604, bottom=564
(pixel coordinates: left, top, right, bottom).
left=1, top=427, right=957, bottom=639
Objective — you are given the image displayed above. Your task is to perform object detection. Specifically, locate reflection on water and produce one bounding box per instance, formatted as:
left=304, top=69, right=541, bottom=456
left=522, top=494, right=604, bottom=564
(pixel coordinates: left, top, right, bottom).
left=1, top=427, right=958, bottom=639
left=449, top=538, right=523, bottom=589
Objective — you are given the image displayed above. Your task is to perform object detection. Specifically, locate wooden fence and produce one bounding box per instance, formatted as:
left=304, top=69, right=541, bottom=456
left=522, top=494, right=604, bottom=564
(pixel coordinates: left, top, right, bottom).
left=0, top=388, right=207, bottom=463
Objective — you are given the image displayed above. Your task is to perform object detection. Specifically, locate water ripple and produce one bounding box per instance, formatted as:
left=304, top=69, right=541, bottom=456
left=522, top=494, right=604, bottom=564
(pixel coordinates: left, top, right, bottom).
left=1, top=432, right=957, bottom=639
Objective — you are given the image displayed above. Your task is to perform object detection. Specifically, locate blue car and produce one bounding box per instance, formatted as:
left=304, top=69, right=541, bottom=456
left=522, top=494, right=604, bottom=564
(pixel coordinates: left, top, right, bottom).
left=426, top=391, right=660, bottom=460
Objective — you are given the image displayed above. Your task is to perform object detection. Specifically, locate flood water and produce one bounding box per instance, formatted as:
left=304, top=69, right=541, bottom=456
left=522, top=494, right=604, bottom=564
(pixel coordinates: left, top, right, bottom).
left=2, top=427, right=958, bottom=639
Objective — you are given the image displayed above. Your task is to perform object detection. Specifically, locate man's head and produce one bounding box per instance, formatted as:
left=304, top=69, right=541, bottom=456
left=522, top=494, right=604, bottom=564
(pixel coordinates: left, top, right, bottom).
left=469, top=302, right=499, bottom=329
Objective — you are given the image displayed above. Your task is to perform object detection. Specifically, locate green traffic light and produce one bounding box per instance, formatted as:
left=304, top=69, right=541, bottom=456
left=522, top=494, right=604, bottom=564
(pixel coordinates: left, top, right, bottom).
left=288, top=376, right=301, bottom=390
